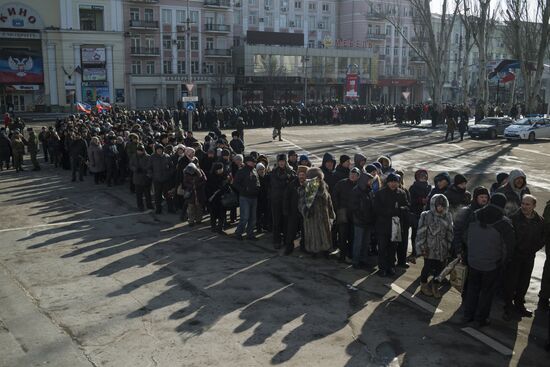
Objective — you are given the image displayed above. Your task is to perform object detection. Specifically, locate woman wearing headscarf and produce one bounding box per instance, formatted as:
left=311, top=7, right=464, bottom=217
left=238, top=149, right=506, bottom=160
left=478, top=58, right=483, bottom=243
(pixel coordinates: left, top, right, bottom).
left=298, top=167, right=335, bottom=256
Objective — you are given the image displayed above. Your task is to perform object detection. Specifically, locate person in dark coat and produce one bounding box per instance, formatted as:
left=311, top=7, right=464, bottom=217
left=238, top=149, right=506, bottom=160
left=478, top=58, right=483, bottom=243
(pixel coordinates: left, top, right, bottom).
left=538, top=201, right=550, bottom=315
left=182, top=162, right=207, bottom=226
left=445, top=174, right=472, bottom=217
left=269, top=154, right=295, bottom=248
left=26, top=128, right=40, bottom=171
left=272, top=108, right=282, bottom=141
left=38, top=126, right=49, bottom=162
left=283, top=166, right=307, bottom=255
left=255, top=163, right=270, bottom=233
left=87, top=136, right=105, bottom=184
left=463, top=193, right=515, bottom=327
left=47, top=129, right=61, bottom=168
left=427, top=171, right=451, bottom=208
left=490, top=172, right=509, bottom=195
left=103, top=136, right=119, bottom=187
left=130, top=145, right=153, bottom=211
left=503, top=194, right=545, bottom=320
left=229, top=131, right=245, bottom=155
left=333, top=167, right=361, bottom=262
left=320, top=152, right=337, bottom=193
left=350, top=173, right=375, bottom=268
left=287, top=150, right=298, bottom=171
left=373, top=172, right=410, bottom=277
left=206, top=162, right=230, bottom=232
left=333, top=154, right=351, bottom=183
left=496, top=168, right=530, bottom=217
left=0, top=129, right=12, bottom=170
left=408, top=169, right=432, bottom=260
left=148, top=144, right=176, bottom=214
left=69, top=132, right=88, bottom=181
left=233, top=155, right=260, bottom=240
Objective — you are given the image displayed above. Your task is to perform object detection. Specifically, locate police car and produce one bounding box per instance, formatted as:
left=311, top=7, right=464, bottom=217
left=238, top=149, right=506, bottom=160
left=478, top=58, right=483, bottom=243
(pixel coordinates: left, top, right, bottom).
left=504, top=116, right=550, bottom=142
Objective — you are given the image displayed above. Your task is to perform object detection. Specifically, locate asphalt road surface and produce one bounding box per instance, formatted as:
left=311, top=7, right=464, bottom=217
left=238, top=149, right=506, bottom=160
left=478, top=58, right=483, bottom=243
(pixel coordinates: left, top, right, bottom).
left=0, top=122, right=549, bottom=367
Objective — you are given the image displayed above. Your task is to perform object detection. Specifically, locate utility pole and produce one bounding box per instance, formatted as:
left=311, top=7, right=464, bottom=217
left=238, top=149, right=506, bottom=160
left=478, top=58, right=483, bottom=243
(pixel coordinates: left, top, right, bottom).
left=186, top=0, right=194, bottom=132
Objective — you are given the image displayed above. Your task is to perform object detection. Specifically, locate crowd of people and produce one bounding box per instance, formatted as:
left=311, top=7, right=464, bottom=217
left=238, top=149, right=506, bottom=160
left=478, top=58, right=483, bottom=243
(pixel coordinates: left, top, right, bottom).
left=1, top=105, right=549, bottom=349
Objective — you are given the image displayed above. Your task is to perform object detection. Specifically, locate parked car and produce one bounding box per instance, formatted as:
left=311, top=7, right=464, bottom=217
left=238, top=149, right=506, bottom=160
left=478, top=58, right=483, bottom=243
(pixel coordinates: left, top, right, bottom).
left=468, top=117, right=513, bottom=139
left=504, top=116, right=550, bottom=142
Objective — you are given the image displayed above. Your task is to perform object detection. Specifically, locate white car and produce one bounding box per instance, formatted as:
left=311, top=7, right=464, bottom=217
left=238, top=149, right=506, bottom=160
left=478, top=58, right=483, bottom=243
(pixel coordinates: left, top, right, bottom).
left=504, top=117, right=550, bottom=142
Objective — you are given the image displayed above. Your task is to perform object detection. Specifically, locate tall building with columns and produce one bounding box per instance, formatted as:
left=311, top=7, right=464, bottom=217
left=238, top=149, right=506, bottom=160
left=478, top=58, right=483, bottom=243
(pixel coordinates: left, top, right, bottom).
left=0, top=0, right=125, bottom=113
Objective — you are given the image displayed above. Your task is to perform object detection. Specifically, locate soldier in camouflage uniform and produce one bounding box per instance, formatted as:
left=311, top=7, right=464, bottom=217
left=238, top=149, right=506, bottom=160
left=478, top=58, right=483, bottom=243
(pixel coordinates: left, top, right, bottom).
left=26, top=128, right=41, bottom=171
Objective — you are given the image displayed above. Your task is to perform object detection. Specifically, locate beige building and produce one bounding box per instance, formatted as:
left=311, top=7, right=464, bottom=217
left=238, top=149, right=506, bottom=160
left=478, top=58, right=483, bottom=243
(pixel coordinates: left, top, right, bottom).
left=0, top=0, right=125, bottom=113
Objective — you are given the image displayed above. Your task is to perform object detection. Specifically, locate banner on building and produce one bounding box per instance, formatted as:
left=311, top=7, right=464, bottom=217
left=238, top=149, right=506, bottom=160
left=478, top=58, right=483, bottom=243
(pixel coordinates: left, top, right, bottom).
left=82, top=68, right=106, bottom=81
left=345, top=73, right=359, bottom=98
left=81, top=47, right=106, bottom=65
left=0, top=46, right=43, bottom=83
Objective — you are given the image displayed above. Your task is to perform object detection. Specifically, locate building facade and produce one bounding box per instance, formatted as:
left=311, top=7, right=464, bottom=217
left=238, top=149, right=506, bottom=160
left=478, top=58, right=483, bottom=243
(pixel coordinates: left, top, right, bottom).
left=0, top=0, right=125, bottom=113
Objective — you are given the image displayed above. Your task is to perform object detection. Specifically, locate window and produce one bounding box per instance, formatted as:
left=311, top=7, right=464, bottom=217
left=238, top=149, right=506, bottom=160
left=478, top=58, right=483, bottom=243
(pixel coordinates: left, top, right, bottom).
left=368, top=24, right=372, bottom=34
left=385, top=45, right=390, bottom=55
left=144, top=9, right=154, bottom=21
left=265, top=0, right=273, bottom=8
left=402, top=47, right=407, bottom=57
left=176, top=36, right=185, bottom=49
left=131, top=37, right=140, bottom=49
left=130, top=8, right=140, bottom=21
left=249, top=11, right=258, bottom=25
left=205, top=15, right=215, bottom=25
left=176, top=10, right=186, bottom=24
left=295, top=1, right=302, bottom=9
left=163, top=60, right=172, bottom=74
left=265, top=13, right=274, bottom=27
left=321, top=16, right=329, bottom=29
left=163, top=36, right=172, bottom=50
left=146, top=61, right=155, bottom=74
left=234, top=10, right=241, bottom=24
left=191, top=61, right=199, bottom=74
left=162, top=9, right=171, bottom=24
left=206, top=37, right=214, bottom=49
left=401, top=65, right=406, bottom=75
left=394, top=46, right=398, bottom=56
left=145, top=38, right=155, bottom=49
left=375, top=25, right=380, bottom=34
left=248, top=0, right=256, bottom=6
left=294, top=15, right=302, bottom=28
left=402, top=26, right=408, bottom=38
left=190, top=11, right=199, bottom=23
left=177, top=61, right=186, bottom=74
left=279, top=14, right=287, bottom=28
left=308, top=15, right=315, bottom=28
left=322, top=3, right=329, bottom=12
left=204, top=62, right=214, bottom=74
left=280, top=0, right=289, bottom=10
left=191, top=37, right=199, bottom=50
left=308, top=39, right=315, bottom=48
left=132, top=61, right=141, bottom=74
left=308, top=2, right=316, bottom=11
left=454, top=53, right=458, bottom=62
left=386, top=25, right=391, bottom=35
left=79, top=5, right=104, bottom=31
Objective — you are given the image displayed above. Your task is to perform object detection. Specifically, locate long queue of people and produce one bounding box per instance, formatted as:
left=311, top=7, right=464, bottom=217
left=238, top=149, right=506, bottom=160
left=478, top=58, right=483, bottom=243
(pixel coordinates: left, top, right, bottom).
left=1, top=108, right=549, bottom=348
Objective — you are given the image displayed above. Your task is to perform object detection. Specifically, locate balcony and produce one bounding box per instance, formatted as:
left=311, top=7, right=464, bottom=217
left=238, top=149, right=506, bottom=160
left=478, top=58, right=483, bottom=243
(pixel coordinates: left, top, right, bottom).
left=204, top=48, right=232, bottom=57
left=129, top=20, right=159, bottom=29
left=204, top=0, right=231, bottom=7
left=365, top=13, right=384, bottom=20
left=366, top=33, right=386, bottom=40
left=409, top=56, right=425, bottom=63
left=204, top=23, right=230, bottom=32
left=131, top=47, right=160, bottom=56
left=128, top=0, right=159, bottom=3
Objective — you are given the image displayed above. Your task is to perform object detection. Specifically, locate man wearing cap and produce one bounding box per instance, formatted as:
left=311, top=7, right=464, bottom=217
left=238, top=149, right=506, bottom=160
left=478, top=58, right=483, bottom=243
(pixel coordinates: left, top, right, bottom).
left=148, top=144, right=176, bottom=214
left=26, top=128, right=40, bottom=171
left=287, top=150, right=298, bottom=171
left=233, top=155, right=260, bottom=240
left=445, top=174, right=471, bottom=217
left=333, top=155, right=351, bottom=183
left=270, top=153, right=296, bottom=248
left=333, top=167, right=361, bottom=263
left=130, top=144, right=153, bottom=211
left=463, top=193, right=515, bottom=327
left=373, top=172, right=410, bottom=277
left=230, top=131, right=245, bottom=155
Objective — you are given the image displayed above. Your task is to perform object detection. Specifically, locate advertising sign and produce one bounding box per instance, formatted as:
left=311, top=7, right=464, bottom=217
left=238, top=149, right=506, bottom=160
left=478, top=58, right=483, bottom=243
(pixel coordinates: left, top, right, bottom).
left=81, top=47, right=106, bottom=65
left=0, top=3, right=44, bottom=30
left=0, top=46, right=43, bottom=83
left=82, top=68, right=106, bottom=81
left=345, top=73, right=359, bottom=98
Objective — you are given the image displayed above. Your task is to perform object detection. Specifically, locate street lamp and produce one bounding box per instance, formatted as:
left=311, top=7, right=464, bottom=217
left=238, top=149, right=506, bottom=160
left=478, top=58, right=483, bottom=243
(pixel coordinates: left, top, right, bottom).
left=303, top=46, right=310, bottom=108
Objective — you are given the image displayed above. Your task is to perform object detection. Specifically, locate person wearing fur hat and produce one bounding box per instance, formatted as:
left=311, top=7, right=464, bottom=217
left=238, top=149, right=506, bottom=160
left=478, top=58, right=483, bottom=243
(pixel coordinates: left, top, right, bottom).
left=283, top=165, right=308, bottom=255
left=298, top=167, right=335, bottom=255
left=416, top=194, right=454, bottom=298
left=233, top=155, right=260, bottom=240
left=463, top=193, right=515, bottom=327
left=206, top=162, right=230, bottom=232
left=182, top=162, right=207, bottom=226
left=373, top=172, right=410, bottom=277
left=230, top=131, right=245, bottom=155
left=445, top=174, right=472, bottom=217
left=270, top=153, right=296, bottom=248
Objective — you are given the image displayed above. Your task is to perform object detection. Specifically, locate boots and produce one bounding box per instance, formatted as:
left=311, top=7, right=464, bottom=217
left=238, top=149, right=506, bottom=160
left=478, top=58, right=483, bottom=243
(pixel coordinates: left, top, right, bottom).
left=432, top=282, right=442, bottom=299
left=420, top=282, right=433, bottom=296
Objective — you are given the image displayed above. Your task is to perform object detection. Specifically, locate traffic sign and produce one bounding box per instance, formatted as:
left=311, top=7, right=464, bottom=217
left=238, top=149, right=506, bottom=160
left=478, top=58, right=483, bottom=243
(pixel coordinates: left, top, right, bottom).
left=186, top=102, right=195, bottom=111
left=182, top=96, right=199, bottom=102
left=184, top=83, right=194, bottom=92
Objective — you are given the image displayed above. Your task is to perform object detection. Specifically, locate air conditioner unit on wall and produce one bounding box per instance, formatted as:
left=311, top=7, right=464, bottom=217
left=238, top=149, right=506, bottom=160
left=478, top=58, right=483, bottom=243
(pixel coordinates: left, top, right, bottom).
left=265, top=6, right=270, bottom=11
left=318, top=23, right=324, bottom=28
left=288, top=21, right=295, bottom=27
left=281, top=7, right=288, bottom=12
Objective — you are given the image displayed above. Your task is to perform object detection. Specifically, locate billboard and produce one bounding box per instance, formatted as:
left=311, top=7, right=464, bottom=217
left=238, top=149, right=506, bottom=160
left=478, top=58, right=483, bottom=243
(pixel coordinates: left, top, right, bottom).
left=0, top=46, right=43, bottom=84
left=345, top=73, right=359, bottom=98
left=81, top=47, right=106, bottom=65
left=83, top=68, right=106, bottom=81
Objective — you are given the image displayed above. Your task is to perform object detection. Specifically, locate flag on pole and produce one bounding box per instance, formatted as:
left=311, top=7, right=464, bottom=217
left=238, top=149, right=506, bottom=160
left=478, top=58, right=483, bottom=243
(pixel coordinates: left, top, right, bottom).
left=96, top=100, right=111, bottom=112
left=76, top=102, right=92, bottom=114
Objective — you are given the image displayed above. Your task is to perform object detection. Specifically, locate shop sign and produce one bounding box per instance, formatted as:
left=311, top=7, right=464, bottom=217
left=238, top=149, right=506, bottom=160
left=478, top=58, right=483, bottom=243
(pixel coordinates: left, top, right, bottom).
left=0, top=3, right=44, bottom=29
left=0, top=30, right=40, bottom=39
left=10, top=84, right=39, bottom=90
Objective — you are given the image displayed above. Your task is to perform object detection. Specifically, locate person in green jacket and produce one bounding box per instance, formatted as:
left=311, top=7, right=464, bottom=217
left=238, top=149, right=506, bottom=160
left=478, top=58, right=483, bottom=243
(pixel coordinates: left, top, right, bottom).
left=26, top=128, right=40, bottom=171
left=11, top=131, right=25, bottom=172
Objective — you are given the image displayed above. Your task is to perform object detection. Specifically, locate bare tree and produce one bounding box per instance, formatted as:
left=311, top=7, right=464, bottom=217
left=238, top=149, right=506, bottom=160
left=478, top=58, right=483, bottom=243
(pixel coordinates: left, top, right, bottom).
left=369, top=0, right=461, bottom=105
left=502, top=0, right=550, bottom=113
left=462, top=0, right=499, bottom=109
left=258, top=55, right=287, bottom=104
left=212, top=62, right=231, bottom=106
left=458, top=9, right=475, bottom=105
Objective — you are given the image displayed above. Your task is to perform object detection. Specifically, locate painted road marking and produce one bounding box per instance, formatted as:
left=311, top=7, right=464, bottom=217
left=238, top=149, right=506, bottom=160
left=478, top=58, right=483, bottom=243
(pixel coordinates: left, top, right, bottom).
left=386, top=283, right=443, bottom=314
left=0, top=211, right=150, bottom=233
left=204, top=257, right=272, bottom=289
left=281, top=137, right=323, bottom=162
left=461, top=327, right=514, bottom=356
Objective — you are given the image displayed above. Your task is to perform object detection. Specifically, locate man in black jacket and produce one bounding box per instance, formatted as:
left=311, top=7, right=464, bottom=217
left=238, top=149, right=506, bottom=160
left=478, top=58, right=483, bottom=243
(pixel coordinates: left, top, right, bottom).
left=321, top=152, right=337, bottom=193
left=503, top=194, right=545, bottom=320
left=233, top=155, right=260, bottom=240
left=333, top=167, right=360, bottom=263
left=350, top=173, right=375, bottom=268
left=270, top=154, right=295, bottom=248
left=69, top=132, right=88, bottom=182
left=148, top=144, right=175, bottom=214
left=373, top=172, right=410, bottom=277
left=283, top=166, right=307, bottom=255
